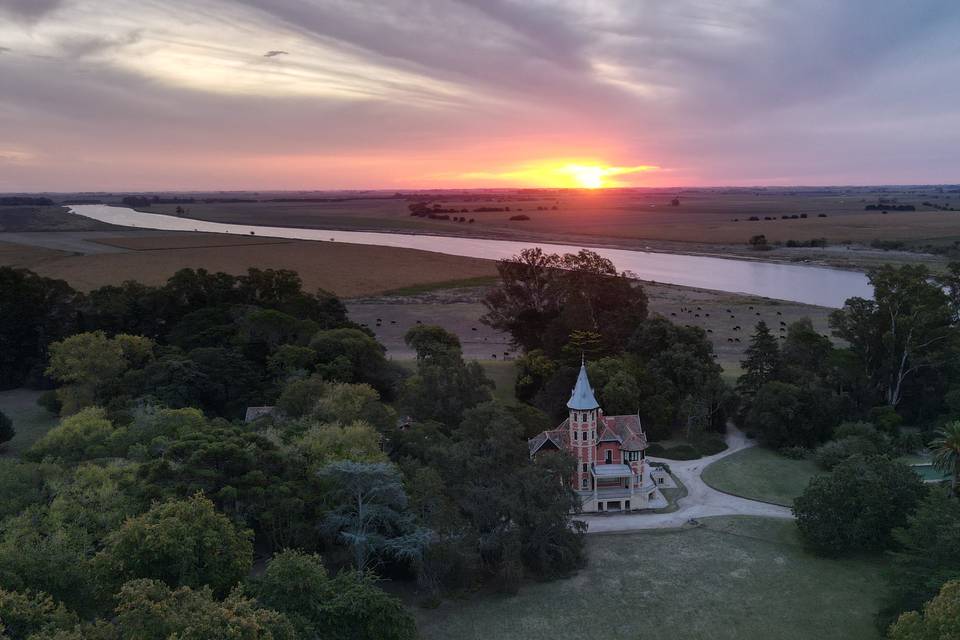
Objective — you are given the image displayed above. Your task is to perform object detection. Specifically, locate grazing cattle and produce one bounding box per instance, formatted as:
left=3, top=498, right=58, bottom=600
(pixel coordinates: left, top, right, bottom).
left=707, top=329, right=713, bottom=333
left=671, top=312, right=677, bottom=316
left=776, top=311, right=782, bottom=316
left=471, top=327, right=478, bottom=331
left=734, top=338, right=741, bottom=343
left=727, top=338, right=733, bottom=342
left=695, top=314, right=700, bottom=318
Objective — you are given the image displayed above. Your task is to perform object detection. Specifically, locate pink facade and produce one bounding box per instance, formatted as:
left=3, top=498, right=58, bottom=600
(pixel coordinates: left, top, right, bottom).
left=527, top=362, right=654, bottom=511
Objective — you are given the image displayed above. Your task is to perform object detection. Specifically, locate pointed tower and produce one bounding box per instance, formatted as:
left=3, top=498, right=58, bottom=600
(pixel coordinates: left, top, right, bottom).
left=567, top=358, right=601, bottom=491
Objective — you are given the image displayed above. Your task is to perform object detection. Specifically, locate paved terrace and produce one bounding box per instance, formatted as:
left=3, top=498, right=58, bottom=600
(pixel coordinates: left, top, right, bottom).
left=581, top=426, right=793, bottom=533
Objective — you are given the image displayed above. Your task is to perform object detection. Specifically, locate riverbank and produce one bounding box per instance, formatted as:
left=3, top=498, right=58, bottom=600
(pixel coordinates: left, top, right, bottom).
left=60, top=205, right=875, bottom=306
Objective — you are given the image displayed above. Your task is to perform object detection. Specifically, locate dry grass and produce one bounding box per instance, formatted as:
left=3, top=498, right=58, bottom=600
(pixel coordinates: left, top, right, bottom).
left=0, top=234, right=497, bottom=297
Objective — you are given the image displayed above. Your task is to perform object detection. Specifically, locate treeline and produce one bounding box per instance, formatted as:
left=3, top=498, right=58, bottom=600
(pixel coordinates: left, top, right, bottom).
left=0, top=265, right=585, bottom=638
left=0, top=197, right=54, bottom=206
left=865, top=204, right=916, bottom=211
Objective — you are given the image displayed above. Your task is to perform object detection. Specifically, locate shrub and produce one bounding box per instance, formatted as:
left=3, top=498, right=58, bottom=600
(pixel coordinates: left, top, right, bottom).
left=36, top=391, right=61, bottom=415
left=647, top=443, right=700, bottom=460
left=813, top=436, right=882, bottom=470
left=0, top=410, right=14, bottom=447
left=695, top=434, right=727, bottom=456
left=779, top=445, right=809, bottom=460
left=509, top=214, right=530, bottom=221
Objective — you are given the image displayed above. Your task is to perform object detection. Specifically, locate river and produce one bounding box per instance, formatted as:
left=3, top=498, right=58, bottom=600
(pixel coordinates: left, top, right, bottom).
left=67, top=204, right=872, bottom=308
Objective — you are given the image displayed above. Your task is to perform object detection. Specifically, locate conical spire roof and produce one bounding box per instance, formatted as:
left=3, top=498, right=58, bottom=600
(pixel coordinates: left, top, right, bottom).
left=567, top=359, right=600, bottom=410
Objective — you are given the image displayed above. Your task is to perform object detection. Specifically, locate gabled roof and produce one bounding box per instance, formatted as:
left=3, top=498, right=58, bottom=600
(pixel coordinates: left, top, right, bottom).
left=528, top=426, right=569, bottom=456
left=603, top=414, right=648, bottom=451
left=567, top=362, right=600, bottom=410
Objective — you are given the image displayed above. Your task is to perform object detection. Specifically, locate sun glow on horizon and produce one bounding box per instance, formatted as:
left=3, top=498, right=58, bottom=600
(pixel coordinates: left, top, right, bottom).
left=455, top=160, right=661, bottom=188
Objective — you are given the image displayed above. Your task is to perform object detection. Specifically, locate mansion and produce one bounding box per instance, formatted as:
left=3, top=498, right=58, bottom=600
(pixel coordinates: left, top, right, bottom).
left=528, top=361, right=667, bottom=513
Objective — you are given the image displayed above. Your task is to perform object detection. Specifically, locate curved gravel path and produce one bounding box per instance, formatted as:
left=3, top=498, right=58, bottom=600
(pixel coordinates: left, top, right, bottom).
left=582, top=426, right=794, bottom=533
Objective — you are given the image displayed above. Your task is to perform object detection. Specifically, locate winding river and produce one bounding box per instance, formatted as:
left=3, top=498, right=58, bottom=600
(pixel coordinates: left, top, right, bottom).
left=67, top=204, right=872, bottom=308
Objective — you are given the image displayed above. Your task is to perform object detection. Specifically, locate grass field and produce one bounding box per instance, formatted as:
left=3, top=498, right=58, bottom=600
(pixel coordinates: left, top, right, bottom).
left=137, top=188, right=960, bottom=249
left=413, top=516, right=886, bottom=640
left=0, top=234, right=498, bottom=297
left=0, top=388, right=57, bottom=457
left=478, top=360, right=518, bottom=406
left=701, top=447, right=820, bottom=507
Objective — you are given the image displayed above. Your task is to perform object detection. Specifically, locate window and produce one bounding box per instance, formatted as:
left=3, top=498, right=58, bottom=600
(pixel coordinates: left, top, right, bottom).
left=605, top=450, right=612, bottom=464
left=573, top=430, right=578, bottom=441
left=582, top=430, right=587, bottom=441
left=582, top=463, right=588, bottom=473
left=582, top=478, right=588, bottom=489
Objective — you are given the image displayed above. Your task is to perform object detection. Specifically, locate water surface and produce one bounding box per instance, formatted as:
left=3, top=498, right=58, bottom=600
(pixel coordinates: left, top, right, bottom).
left=68, top=204, right=872, bottom=307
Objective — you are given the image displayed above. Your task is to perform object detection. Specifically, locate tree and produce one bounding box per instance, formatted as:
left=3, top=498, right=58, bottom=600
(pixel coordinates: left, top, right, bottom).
left=0, top=409, right=14, bottom=448
left=781, top=318, right=833, bottom=382
left=401, top=347, right=492, bottom=427
left=883, top=487, right=960, bottom=627
left=830, top=265, right=956, bottom=408
left=737, top=321, right=781, bottom=402
left=404, top=325, right=461, bottom=362
left=0, top=588, right=77, bottom=640
left=0, top=268, right=79, bottom=389
left=744, top=382, right=836, bottom=448
left=26, top=407, right=120, bottom=463
left=481, top=248, right=647, bottom=357
left=276, top=375, right=325, bottom=418
left=114, top=579, right=296, bottom=640
left=931, top=420, right=960, bottom=495
left=253, top=549, right=417, bottom=640
left=46, top=332, right=155, bottom=414
left=793, top=455, right=927, bottom=555
left=888, top=580, right=960, bottom=640
left=291, top=421, right=387, bottom=470
left=96, top=493, right=253, bottom=596
left=310, top=328, right=396, bottom=395
left=317, top=461, right=425, bottom=572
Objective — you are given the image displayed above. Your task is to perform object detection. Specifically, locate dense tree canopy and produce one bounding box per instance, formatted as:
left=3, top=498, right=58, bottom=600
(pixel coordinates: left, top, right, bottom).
left=481, top=248, right=648, bottom=358
left=793, top=455, right=927, bottom=556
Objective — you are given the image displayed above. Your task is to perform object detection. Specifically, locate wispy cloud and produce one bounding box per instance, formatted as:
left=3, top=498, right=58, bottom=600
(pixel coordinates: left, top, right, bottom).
left=0, top=0, right=958, bottom=190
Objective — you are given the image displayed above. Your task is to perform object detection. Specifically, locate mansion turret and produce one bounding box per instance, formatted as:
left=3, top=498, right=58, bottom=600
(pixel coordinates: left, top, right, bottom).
left=528, top=360, right=666, bottom=512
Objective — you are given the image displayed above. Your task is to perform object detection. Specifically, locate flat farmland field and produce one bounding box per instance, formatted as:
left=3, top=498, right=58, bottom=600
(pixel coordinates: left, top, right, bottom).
left=0, top=233, right=498, bottom=297
left=137, top=187, right=960, bottom=249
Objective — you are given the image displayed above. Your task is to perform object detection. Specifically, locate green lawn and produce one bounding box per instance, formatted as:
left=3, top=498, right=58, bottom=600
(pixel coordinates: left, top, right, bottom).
left=414, top=516, right=886, bottom=640
left=701, top=446, right=820, bottom=507
left=477, top=360, right=518, bottom=406
left=0, top=388, right=58, bottom=457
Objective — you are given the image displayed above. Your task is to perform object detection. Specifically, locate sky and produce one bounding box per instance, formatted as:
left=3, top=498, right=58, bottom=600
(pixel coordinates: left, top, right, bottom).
left=1, top=0, right=959, bottom=191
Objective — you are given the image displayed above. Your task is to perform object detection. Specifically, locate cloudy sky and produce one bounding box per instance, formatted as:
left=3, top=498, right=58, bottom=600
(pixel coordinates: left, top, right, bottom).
left=1, top=0, right=959, bottom=191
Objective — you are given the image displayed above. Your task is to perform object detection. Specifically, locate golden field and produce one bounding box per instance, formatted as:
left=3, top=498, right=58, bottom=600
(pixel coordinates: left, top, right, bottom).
left=0, top=234, right=498, bottom=297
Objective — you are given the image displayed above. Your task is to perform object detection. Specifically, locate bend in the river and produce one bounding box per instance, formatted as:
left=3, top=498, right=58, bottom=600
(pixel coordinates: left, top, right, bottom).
left=67, top=204, right=871, bottom=308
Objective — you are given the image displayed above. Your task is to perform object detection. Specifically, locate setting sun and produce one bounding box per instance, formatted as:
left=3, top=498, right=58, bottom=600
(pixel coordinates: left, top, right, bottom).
left=456, top=160, right=660, bottom=188
left=564, top=165, right=605, bottom=189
